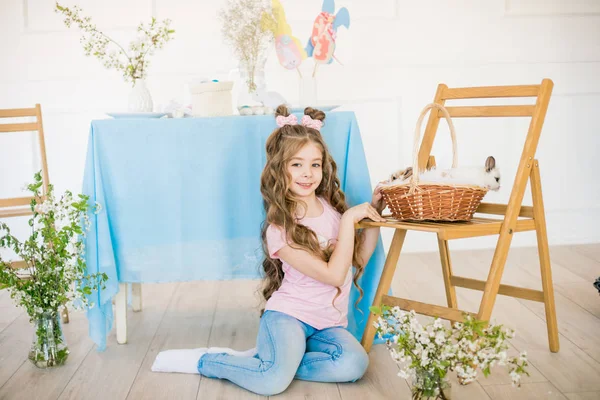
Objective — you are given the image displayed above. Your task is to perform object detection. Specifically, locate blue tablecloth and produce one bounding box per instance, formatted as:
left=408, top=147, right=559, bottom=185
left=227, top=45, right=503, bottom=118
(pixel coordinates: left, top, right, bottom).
left=83, top=111, right=386, bottom=351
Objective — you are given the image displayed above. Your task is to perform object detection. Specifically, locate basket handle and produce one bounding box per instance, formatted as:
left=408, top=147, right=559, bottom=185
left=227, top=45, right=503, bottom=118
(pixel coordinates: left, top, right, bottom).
left=409, top=103, right=458, bottom=188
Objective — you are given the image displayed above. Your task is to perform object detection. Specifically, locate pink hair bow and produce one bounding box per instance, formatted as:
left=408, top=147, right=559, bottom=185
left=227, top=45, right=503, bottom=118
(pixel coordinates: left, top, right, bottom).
left=275, top=114, right=298, bottom=127
left=301, top=115, right=323, bottom=131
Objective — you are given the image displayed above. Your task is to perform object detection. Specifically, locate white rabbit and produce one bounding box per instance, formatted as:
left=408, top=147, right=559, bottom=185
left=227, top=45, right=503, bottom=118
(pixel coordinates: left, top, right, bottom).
left=420, top=156, right=501, bottom=191
left=386, top=156, right=501, bottom=191
left=252, top=88, right=288, bottom=110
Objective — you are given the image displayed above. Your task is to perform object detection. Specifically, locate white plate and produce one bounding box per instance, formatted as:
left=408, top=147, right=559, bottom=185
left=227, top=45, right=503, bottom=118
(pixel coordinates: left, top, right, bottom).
left=289, top=105, right=340, bottom=113
left=106, top=112, right=168, bottom=119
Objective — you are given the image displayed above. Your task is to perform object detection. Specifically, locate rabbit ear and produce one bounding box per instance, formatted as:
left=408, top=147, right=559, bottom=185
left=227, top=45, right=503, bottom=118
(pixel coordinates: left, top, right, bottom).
left=322, top=0, right=335, bottom=13
left=485, top=156, right=496, bottom=172
left=333, top=8, right=350, bottom=30
left=403, top=167, right=413, bottom=180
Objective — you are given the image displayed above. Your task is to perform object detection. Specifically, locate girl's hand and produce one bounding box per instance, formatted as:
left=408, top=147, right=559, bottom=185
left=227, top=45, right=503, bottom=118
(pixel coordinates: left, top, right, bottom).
left=371, top=182, right=386, bottom=214
left=343, top=202, right=386, bottom=224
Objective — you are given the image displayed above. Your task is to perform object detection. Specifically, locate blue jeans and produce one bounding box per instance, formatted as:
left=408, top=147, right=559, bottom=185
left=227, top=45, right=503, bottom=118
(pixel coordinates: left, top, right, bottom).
left=197, top=310, right=369, bottom=396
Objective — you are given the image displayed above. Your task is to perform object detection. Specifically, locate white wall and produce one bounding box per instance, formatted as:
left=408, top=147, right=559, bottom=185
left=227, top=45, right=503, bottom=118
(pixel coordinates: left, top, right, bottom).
left=1, top=0, right=599, bottom=253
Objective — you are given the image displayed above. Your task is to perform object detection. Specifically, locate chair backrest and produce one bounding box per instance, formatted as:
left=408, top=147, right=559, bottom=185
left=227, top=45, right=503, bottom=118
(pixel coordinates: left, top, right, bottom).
left=417, top=79, right=553, bottom=223
left=0, top=104, right=50, bottom=210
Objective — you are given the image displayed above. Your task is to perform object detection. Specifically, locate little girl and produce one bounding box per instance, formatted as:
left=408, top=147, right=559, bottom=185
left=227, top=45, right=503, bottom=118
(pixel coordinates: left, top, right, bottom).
left=152, top=105, right=386, bottom=396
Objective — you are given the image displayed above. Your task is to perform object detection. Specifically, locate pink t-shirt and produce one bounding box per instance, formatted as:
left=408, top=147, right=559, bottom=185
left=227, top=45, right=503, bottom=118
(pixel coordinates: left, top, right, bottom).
left=264, top=196, right=352, bottom=330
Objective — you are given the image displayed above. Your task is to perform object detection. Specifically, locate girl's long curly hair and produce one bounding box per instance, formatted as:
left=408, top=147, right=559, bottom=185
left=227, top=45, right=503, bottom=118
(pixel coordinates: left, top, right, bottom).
left=259, top=105, right=365, bottom=312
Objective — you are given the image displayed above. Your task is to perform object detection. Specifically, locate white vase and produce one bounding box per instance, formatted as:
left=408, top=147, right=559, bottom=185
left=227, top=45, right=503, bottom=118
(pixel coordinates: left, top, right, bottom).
left=298, top=76, right=318, bottom=108
left=236, top=55, right=267, bottom=110
left=128, top=79, right=153, bottom=112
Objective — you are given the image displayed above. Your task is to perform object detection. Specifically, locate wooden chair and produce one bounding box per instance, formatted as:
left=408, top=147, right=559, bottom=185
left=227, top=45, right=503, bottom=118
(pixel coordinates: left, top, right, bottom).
left=0, top=104, right=70, bottom=323
left=358, top=79, right=559, bottom=353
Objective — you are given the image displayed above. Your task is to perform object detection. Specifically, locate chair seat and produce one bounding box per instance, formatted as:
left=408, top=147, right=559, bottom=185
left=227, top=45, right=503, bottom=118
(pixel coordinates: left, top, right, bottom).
left=0, top=206, right=33, bottom=218
left=356, top=215, right=536, bottom=240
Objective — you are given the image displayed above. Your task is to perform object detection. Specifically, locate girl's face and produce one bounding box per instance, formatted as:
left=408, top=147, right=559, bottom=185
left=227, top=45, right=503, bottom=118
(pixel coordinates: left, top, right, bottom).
left=286, top=142, right=323, bottom=199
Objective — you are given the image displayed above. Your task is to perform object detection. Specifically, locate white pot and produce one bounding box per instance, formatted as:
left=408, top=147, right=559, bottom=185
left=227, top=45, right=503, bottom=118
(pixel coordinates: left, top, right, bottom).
left=190, top=81, right=234, bottom=117
left=128, top=79, right=153, bottom=112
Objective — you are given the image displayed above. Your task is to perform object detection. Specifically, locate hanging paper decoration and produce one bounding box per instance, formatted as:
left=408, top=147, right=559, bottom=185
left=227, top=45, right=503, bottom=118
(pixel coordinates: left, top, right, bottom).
left=305, top=0, right=350, bottom=69
left=264, top=0, right=307, bottom=75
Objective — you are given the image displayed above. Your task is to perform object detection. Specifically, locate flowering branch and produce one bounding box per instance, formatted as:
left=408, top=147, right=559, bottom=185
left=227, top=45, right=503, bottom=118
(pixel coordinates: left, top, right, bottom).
left=0, top=172, right=108, bottom=321
left=55, top=2, right=175, bottom=85
left=219, top=0, right=275, bottom=92
left=371, top=306, right=529, bottom=399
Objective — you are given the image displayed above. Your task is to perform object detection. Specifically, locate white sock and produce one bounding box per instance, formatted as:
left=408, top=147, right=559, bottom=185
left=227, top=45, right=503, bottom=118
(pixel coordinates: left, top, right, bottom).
left=151, top=348, right=207, bottom=374
left=207, top=346, right=258, bottom=358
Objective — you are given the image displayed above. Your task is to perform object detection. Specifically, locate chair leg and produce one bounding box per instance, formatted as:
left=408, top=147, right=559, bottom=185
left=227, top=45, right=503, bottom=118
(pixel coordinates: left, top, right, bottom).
left=531, top=161, right=559, bottom=352
left=437, top=235, right=458, bottom=309
left=61, top=303, right=70, bottom=324
left=361, top=229, right=407, bottom=353
left=477, top=231, right=513, bottom=322
left=115, top=283, right=127, bottom=344
left=131, top=283, right=142, bottom=312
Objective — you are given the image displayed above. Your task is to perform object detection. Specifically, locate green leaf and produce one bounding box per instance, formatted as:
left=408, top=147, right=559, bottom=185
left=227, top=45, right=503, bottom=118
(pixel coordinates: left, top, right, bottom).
left=369, top=306, right=381, bottom=315
left=483, top=366, right=491, bottom=377
left=28, top=182, right=43, bottom=192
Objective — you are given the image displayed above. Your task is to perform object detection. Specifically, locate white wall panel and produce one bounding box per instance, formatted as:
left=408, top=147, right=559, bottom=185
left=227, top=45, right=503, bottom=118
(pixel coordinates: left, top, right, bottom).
left=1, top=0, right=599, bottom=254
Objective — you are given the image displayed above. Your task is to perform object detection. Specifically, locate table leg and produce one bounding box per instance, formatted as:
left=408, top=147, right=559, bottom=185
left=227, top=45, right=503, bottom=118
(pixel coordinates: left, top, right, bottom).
left=115, top=283, right=127, bottom=344
left=131, top=283, right=142, bottom=312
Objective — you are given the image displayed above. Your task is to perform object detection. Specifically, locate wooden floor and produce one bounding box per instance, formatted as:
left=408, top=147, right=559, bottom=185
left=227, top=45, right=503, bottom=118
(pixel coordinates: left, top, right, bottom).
left=1, top=244, right=599, bottom=399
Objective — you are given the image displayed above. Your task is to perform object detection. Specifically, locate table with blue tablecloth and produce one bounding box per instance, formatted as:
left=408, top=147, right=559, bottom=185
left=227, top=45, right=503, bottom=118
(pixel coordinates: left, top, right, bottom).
left=82, top=111, right=386, bottom=351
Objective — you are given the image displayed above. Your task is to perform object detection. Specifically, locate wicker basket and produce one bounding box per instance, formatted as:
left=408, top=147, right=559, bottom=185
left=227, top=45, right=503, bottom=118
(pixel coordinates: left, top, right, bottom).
left=381, top=103, right=488, bottom=222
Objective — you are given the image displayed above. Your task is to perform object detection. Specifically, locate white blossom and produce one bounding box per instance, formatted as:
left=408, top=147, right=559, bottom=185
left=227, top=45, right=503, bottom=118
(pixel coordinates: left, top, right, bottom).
left=55, top=3, right=174, bottom=84
left=519, top=351, right=527, bottom=362
left=0, top=173, right=107, bottom=321
left=398, top=369, right=410, bottom=379
left=371, top=305, right=529, bottom=397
